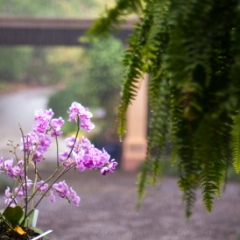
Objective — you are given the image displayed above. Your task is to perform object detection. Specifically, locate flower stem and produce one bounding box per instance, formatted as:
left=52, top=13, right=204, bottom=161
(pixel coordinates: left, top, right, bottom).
left=19, top=125, right=28, bottom=226
left=31, top=162, right=38, bottom=210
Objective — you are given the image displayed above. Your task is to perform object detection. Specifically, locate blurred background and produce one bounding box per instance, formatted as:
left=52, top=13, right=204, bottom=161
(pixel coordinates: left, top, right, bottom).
left=0, top=0, right=125, bottom=165
left=0, top=1, right=240, bottom=240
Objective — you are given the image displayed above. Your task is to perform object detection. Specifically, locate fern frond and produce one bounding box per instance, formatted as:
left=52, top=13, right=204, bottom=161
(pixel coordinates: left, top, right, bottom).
left=86, top=0, right=144, bottom=38
left=232, top=130, right=240, bottom=173
left=90, top=0, right=240, bottom=217
left=151, top=153, right=162, bottom=187
left=171, top=143, right=178, bottom=165
left=136, top=157, right=152, bottom=210
left=118, top=3, right=153, bottom=139
left=231, top=113, right=240, bottom=173
left=149, top=80, right=170, bottom=186
left=178, top=176, right=196, bottom=218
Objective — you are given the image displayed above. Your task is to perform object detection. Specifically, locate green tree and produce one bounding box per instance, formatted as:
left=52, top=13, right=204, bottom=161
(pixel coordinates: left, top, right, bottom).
left=48, top=37, right=124, bottom=141
left=0, top=0, right=109, bottom=89
left=0, top=47, right=70, bottom=86
left=0, top=0, right=96, bottom=17
left=78, top=38, right=124, bottom=121
left=0, top=47, right=32, bottom=82
left=87, top=0, right=240, bottom=216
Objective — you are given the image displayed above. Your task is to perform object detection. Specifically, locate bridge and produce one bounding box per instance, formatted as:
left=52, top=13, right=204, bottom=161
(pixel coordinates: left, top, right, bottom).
left=0, top=17, right=135, bottom=46
left=0, top=17, right=148, bottom=171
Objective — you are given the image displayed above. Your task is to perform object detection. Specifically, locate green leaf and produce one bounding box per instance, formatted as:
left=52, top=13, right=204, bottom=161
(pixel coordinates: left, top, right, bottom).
left=3, top=206, right=24, bottom=227
left=232, top=122, right=240, bottom=173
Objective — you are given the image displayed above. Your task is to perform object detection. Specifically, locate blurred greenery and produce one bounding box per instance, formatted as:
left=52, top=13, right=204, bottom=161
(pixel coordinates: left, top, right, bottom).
left=0, top=175, right=14, bottom=194
left=0, top=0, right=116, bottom=89
left=48, top=37, right=125, bottom=143
left=152, top=157, right=240, bottom=183
left=0, top=47, right=32, bottom=82
left=0, top=0, right=115, bottom=18
left=0, top=47, right=84, bottom=86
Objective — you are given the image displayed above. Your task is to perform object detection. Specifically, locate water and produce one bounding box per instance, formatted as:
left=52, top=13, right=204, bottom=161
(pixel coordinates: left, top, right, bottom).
left=0, top=87, right=56, bottom=158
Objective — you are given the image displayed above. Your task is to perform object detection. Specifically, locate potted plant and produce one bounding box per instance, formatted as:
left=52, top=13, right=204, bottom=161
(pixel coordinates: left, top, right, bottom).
left=0, top=102, right=117, bottom=239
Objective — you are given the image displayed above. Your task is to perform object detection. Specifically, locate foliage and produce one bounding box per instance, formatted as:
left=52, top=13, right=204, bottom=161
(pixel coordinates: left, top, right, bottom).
left=87, top=0, right=240, bottom=216
left=78, top=37, right=124, bottom=124
left=0, top=0, right=123, bottom=19
left=0, top=47, right=86, bottom=88
left=0, top=0, right=98, bottom=18
left=0, top=0, right=115, bottom=88
left=48, top=37, right=124, bottom=141
left=0, top=47, right=32, bottom=82
left=24, top=47, right=67, bottom=85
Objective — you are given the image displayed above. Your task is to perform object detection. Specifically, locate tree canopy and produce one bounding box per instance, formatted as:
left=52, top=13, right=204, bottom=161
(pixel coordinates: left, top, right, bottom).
left=87, top=0, right=240, bottom=216
left=0, top=0, right=108, bottom=18
left=48, top=38, right=124, bottom=142
left=0, top=0, right=116, bottom=89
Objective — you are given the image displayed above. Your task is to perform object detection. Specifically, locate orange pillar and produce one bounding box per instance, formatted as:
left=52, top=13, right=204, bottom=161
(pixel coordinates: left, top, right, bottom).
left=121, top=74, right=148, bottom=171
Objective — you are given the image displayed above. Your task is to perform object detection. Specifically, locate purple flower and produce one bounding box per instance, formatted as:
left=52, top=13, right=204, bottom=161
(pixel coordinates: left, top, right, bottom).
left=5, top=187, right=17, bottom=207
left=38, top=134, right=51, bottom=151
left=22, top=177, right=33, bottom=189
left=32, top=150, right=44, bottom=163
left=59, top=150, right=69, bottom=162
left=15, top=186, right=24, bottom=198
left=100, top=160, right=118, bottom=176
left=20, top=132, right=38, bottom=153
left=9, top=166, right=21, bottom=178
left=5, top=198, right=17, bottom=207
left=49, top=190, right=56, bottom=203
left=20, top=131, right=52, bottom=163
left=80, top=136, right=93, bottom=154
left=33, top=122, right=49, bottom=134
left=34, top=109, right=54, bottom=123
left=82, top=154, right=94, bottom=169
left=7, top=171, right=14, bottom=178
left=69, top=187, right=80, bottom=206
left=72, top=196, right=80, bottom=206
left=68, top=102, right=95, bottom=132
left=65, top=136, right=78, bottom=148
left=80, top=118, right=95, bottom=132
left=4, top=159, right=13, bottom=171
left=0, top=157, right=4, bottom=172
left=50, top=117, right=65, bottom=137
left=5, top=187, right=11, bottom=198
left=4, top=159, right=22, bottom=178
left=68, top=102, right=86, bottom=121
left=36, top=180, right=49, bottom=192
left=33, top=109, right=54, bottom=134
left=91, top=148, right=107, bottom=168
left=30, top=134, right=51, bottom=162
left=53, top=180, right=69, bottom=198
left=17, top=160, right=24, bottom=167
left=75, top=152, right=85, bottom=172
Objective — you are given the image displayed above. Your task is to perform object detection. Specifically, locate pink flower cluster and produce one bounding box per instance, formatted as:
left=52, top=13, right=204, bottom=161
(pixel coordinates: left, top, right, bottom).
left=4, top=177, right=32, bottom=207
left=51, top=181, right=80, bottom=206
left=68, top=102, right=95, bottom=132
left=4, top=176, right=80, bottom=207
left=1, top=102, right=117, bottom=210
left=59, top=136, right=117, bottom=174
left=0, top=157, right=24, bottom=178
left=0, top=157, right=80, bottom=207
left=20, top=109, right=64, bottom=162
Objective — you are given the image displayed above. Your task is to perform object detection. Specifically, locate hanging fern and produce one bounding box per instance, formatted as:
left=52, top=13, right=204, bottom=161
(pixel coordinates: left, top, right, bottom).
left=232, top=113, right=240, bottom=173
left=87, top=0, right=240, bottom=217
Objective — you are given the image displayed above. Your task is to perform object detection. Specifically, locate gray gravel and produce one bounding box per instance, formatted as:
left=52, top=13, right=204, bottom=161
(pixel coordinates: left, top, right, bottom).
left=1, top=169, right=239, bottom=240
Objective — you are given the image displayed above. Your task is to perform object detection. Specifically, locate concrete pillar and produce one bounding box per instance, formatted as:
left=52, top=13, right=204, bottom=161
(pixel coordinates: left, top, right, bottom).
left=121, top=74, right=148, bottom=171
